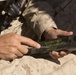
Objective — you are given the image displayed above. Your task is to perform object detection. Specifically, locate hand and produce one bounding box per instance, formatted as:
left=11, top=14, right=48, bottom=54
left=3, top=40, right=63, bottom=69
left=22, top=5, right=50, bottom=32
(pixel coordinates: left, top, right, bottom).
left=43, top=27, right=73, bottom=59
left=0, top=33, right=41, bottom=60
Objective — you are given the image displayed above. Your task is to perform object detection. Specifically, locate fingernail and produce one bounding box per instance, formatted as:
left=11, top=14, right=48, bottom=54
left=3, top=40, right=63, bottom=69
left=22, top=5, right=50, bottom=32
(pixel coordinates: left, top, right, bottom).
left=37, top=44, right=41, bottom=48
left=70, top=31, right=73, bottom=35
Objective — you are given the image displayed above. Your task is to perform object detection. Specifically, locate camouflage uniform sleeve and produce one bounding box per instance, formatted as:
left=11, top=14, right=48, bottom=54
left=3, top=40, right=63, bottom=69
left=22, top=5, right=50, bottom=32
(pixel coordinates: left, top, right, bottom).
left=22, top=1, right=57, bottom=39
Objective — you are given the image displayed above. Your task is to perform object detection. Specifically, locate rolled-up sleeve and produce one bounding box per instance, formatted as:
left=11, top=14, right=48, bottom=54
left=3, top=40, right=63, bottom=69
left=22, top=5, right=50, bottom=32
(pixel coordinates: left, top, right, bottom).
left=23, top=1, right=57, bottom=39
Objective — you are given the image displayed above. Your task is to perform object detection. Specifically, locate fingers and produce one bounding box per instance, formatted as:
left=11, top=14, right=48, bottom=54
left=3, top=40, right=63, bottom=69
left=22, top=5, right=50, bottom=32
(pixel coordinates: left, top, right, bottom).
left=44, top=27, right=73, bottom=40
left=0, top=53, right=17, bottom=60
left=9, top=46, right=23, bottom=57
left=59, top=51, right=69, bottom=56
left=9, top=45, right=30, bottom=57
left=0, top=45, right=29, bottom=60
left=12, top=44, right=31, bottom=56
left=49, top=51, right=60, bottom=59
left=17, top=35, right=41, bottom=48
left=0, top=33, right=41, bottom=60
left=56, top=29, right=73, bottom=36
left=49, top=50, right=69, bottom=59
left=17, top=45, right=29, bottom=54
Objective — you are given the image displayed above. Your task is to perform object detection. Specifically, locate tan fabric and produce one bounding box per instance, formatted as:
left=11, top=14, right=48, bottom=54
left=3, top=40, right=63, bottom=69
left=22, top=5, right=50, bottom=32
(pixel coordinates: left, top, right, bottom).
left=0, top=0, right=76, bottom=75
left=0, top=18, right=38, bottom=41
left=0, top=54, right=76, bottom=75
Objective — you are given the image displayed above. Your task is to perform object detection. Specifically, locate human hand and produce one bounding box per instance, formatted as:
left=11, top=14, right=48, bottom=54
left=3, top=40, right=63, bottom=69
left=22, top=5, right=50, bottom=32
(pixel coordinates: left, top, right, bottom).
left=43, top=27, right=73, bottom=59
left=0, top=33, right=41, bottom=60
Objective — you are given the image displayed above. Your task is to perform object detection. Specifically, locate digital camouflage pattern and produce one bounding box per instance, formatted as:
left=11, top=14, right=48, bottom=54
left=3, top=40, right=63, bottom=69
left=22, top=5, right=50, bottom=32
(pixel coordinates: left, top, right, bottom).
left=0, top=0, right=76, bottom=75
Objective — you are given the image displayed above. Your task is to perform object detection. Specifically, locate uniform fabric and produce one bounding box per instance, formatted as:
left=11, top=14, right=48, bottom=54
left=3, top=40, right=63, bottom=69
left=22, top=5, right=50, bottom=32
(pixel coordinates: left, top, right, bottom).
left=0, top=0, right=76, bottom=75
